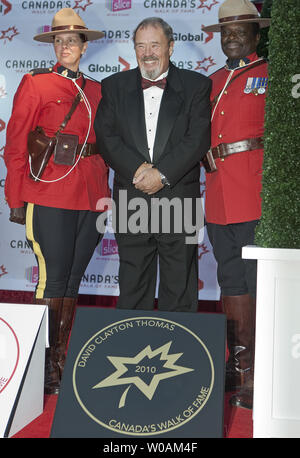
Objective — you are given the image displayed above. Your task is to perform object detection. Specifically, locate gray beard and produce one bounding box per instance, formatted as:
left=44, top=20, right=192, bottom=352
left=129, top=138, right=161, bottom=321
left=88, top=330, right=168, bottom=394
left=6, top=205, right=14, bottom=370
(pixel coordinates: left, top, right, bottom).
left=140, top=66, right=160, bottom=81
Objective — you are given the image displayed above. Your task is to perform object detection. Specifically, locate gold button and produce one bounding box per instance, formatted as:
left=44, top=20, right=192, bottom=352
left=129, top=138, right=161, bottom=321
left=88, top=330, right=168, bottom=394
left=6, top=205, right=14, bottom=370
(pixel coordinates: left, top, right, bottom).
left=221, top=111, right=225, bottom=115
left=57, top=100, right=61, bottom=103
left=221, top=158, right=225, bottom=162
left=218, top=134, right=223, bottom=138
left=224, top=90, right=227, bottom=95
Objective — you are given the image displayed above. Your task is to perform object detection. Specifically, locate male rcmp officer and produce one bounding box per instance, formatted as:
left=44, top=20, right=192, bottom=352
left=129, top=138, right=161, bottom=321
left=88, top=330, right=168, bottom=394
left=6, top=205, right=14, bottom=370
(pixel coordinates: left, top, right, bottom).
left=203, top=0, right=270, bottom=409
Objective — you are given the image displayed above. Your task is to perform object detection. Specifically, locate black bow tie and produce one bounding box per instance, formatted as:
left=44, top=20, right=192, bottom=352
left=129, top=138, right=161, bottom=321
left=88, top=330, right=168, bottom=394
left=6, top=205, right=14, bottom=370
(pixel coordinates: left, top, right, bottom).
left=141, top=77, right=167, bottom=90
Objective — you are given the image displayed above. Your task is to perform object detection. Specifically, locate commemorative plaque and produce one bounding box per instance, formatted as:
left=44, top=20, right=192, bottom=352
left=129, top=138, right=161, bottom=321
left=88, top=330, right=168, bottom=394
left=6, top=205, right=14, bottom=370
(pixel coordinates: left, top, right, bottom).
left=51, top=307, right=226, bottom=438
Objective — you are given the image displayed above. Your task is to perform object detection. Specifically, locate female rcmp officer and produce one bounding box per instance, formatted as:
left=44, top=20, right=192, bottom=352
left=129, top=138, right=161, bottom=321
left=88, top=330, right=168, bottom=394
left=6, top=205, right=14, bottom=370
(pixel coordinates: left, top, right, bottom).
left=4, top=8, right=110, bottom=394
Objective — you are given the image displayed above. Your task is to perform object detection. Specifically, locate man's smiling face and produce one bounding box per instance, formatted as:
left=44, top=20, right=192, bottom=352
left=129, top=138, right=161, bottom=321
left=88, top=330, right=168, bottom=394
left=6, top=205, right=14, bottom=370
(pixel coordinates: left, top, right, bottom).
left=134, top=24, right=174, bottom=80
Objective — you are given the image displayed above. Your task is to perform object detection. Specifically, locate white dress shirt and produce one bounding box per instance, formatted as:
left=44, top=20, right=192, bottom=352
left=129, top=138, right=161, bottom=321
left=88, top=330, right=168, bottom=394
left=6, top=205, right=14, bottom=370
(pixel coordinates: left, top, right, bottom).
left=143, top=70, right=168, bottom=162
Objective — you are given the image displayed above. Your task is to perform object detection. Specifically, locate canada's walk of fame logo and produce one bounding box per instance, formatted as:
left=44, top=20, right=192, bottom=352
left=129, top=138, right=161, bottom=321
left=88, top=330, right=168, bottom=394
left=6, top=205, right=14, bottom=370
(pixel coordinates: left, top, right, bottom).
left=72, top=316, right=215, bottom=436
left=92, top=341, right=194, bottom=408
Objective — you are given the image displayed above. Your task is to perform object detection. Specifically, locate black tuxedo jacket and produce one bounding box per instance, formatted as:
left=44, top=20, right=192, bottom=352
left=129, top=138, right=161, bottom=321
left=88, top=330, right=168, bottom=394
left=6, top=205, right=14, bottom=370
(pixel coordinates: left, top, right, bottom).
left=94, top=63, right=211, bottom=231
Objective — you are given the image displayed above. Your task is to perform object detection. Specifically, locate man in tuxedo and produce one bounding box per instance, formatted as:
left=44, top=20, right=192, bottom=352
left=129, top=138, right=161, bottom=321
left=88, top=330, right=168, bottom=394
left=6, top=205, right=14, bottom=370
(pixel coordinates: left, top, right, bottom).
left=94, top=17, right=211, bottom=312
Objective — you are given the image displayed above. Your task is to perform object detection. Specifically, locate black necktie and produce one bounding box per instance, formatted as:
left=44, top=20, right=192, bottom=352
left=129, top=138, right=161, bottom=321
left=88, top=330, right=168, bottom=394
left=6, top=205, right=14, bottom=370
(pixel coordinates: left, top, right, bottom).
left=141, top=77, right=167, bottom=90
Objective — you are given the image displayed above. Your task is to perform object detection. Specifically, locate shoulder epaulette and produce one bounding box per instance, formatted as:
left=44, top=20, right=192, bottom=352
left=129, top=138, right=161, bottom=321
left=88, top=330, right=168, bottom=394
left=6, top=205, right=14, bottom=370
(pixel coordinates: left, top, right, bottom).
left=28, top=67, right=53, bottom=76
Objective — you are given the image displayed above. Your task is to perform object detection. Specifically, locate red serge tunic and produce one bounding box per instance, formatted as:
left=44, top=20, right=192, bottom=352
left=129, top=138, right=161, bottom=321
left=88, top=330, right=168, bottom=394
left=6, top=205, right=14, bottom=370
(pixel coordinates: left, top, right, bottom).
left=4, top=63, right=110, bottom=211
left=205, top=53, right=268, bottom=225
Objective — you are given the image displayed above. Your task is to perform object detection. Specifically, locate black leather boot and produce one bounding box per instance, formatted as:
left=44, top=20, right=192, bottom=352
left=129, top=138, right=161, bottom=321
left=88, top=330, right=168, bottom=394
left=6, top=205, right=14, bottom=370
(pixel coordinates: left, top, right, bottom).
left=222, top=294, right=256, bottom=409
left=56, top=297, right=77, bottom=379
left=35, top=297, right=64, bottom=395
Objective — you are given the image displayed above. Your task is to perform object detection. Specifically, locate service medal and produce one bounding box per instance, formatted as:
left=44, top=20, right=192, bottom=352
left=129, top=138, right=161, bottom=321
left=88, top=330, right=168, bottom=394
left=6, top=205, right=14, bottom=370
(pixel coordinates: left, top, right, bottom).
left=244, top=77, right=253, bottom=94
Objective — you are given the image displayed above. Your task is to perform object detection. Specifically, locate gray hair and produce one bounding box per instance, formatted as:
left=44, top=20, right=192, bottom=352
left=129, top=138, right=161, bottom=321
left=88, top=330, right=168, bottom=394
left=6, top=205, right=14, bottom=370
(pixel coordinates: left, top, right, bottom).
left=133, top=17, right=174, bottom=45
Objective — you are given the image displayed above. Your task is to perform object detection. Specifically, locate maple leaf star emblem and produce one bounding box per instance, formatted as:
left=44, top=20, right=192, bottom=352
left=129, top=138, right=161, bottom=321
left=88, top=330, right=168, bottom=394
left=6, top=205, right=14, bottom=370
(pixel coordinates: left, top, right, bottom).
left=0, top=26, right=19, bottom=43
left=73, top=0, right=93, bottom=12
left=197, top=0, right=219, bottom=11
left=195, top=57, right=216, bottom=73
left=92, top=341, right=194, bottom=408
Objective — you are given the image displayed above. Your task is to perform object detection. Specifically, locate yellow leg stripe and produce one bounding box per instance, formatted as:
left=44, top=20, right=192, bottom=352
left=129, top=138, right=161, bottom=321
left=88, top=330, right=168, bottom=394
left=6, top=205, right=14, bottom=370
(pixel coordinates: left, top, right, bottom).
left=26, top=203, right=47, bottom=299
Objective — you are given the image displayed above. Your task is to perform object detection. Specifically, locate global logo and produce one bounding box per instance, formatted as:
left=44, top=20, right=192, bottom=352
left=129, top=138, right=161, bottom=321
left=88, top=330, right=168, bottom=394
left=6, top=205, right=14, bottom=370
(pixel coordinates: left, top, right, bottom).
left=0, top=0, right=12, bottom=15
left=173, top=30, right=213, bottom=44
left=88, top=56, right=130, bottom=74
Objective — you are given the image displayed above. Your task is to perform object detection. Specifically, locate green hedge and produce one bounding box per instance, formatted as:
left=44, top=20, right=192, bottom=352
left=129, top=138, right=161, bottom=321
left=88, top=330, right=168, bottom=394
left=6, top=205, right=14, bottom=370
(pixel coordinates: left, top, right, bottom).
left=256, top=0, right=272, bottom=58
left=255, top=0, right=300, bottom=248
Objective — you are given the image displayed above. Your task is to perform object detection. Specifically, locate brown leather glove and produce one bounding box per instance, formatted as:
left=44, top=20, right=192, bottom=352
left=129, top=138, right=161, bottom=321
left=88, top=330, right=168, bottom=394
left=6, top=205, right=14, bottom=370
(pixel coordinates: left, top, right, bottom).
left=10, top=207, right=26, bottom=225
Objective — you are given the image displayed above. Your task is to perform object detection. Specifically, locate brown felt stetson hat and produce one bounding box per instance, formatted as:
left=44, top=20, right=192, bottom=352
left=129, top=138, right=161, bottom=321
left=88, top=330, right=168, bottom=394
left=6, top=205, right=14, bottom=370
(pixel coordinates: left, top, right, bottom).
left=202, top=0, right=270, bottom=33
left=33, top=8, right=104, bottom=43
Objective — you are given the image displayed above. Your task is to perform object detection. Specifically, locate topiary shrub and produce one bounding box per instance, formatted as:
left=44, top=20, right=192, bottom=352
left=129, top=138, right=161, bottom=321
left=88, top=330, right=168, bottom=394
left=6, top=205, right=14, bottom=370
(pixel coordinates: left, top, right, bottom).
left=256, top=0, right=272, bottom=58
left=255, top=0, right=300, bottom=249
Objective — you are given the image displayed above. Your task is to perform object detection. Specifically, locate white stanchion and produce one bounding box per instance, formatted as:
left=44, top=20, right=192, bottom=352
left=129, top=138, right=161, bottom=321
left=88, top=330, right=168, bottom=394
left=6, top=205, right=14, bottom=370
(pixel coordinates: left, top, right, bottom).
left=0, top=303, right=47, bottom=438
left=243, top=246, right=300, bottom=438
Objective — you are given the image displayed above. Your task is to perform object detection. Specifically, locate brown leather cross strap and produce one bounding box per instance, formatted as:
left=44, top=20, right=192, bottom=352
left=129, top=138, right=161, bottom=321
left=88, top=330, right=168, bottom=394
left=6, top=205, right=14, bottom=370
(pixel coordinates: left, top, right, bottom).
left=76, top=143, right=99, bottom=157
left=58, top=77, right=86, bottom=131
left=211, top=137, right=263, bottom=160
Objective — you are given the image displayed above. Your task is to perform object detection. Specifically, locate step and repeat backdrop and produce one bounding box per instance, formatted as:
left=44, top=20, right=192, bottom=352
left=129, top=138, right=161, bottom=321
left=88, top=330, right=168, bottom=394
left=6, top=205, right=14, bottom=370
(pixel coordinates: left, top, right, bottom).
left=0, top=0, right=227, bottom=300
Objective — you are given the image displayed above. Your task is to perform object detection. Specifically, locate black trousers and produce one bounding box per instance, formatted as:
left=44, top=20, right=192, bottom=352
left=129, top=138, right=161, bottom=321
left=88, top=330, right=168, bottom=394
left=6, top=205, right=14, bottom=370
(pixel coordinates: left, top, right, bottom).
left=115, top=232, right=199, bottom=312
left=25, top=203, right=103, bottom=299
left=206, top=220, right=258, bottom=298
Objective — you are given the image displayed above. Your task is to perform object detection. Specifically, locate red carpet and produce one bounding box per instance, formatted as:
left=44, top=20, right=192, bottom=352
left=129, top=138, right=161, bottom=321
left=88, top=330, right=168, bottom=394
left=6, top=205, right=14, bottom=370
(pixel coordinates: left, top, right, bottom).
left=11, top=393, right=252, bottom=439
left=1, top=294, right=253, bottom=439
